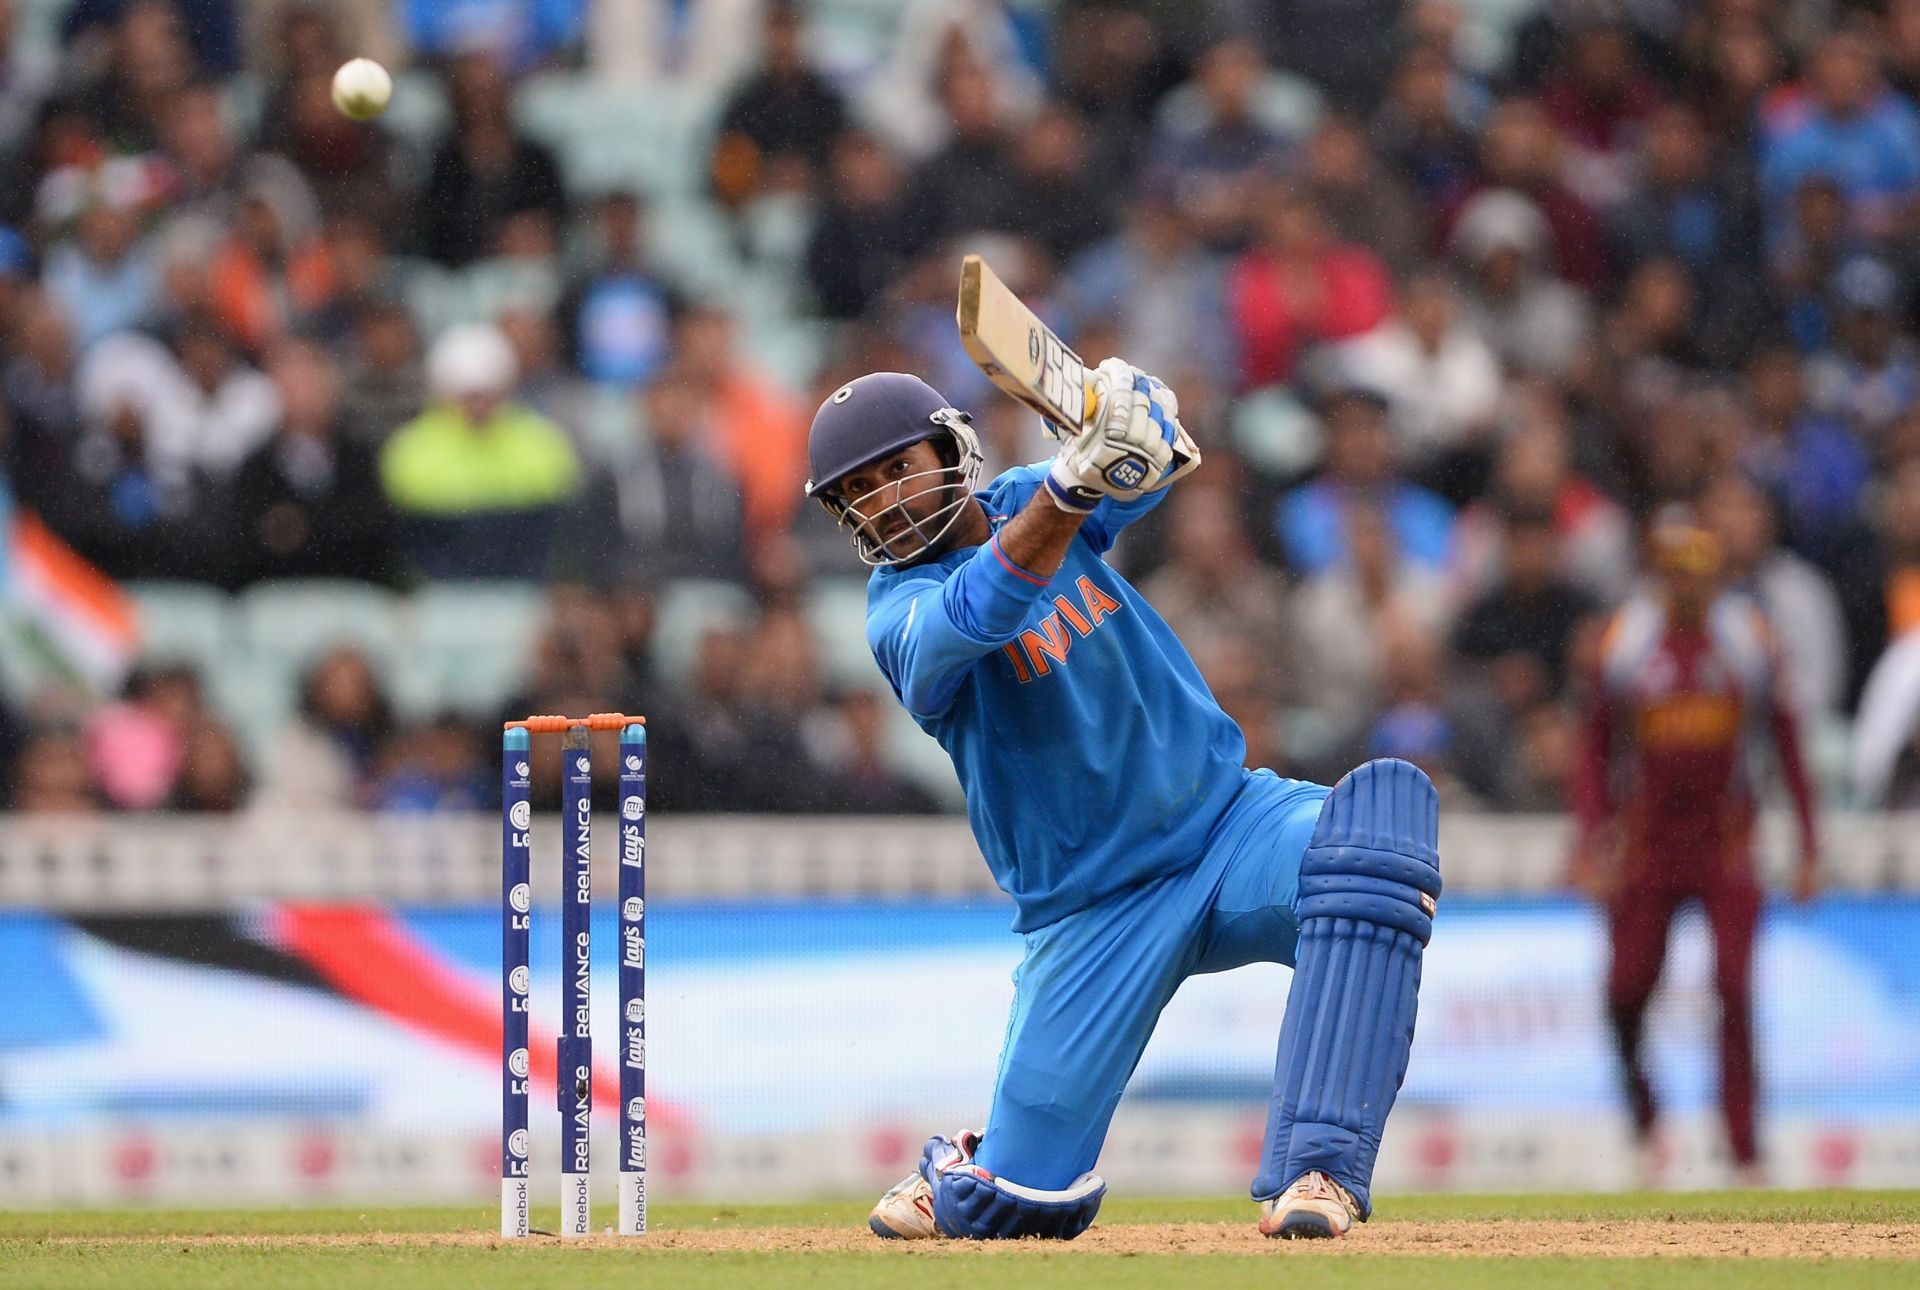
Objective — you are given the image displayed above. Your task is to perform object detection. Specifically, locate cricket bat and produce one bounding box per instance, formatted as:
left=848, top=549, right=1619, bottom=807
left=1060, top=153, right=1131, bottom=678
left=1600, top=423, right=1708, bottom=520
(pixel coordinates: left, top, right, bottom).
left=956, top=255, right=1190, bottom=469
left=956, top=254, right=1096, bottom=434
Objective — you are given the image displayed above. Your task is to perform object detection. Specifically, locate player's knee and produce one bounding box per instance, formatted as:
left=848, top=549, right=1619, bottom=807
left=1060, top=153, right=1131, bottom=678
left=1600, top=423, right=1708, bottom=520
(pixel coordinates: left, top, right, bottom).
left=1300, top=759, right=1442, bottom=945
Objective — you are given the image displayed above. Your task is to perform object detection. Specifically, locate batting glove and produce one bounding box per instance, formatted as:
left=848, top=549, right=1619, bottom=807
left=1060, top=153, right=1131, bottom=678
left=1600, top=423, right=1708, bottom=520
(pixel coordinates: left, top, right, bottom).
left=1044, top=358, right=1179, bottom=511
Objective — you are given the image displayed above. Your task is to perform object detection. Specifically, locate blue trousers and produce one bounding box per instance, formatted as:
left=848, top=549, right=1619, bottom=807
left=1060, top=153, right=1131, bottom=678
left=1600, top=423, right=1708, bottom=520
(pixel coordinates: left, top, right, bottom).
left=974, top=768, right=1330, bottom=1190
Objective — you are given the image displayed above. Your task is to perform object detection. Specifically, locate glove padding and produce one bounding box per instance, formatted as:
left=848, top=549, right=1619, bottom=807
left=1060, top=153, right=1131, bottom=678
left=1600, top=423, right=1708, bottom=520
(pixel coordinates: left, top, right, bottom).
left=917, top=1131, right=1106, bottom=1240
left=1044, top=358, right=1199, bottom=511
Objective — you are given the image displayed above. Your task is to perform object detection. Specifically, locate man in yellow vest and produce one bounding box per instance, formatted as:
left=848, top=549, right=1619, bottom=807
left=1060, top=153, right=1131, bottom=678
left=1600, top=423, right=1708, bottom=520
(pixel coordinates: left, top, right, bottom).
left=380, top=322, right=579, bottom=579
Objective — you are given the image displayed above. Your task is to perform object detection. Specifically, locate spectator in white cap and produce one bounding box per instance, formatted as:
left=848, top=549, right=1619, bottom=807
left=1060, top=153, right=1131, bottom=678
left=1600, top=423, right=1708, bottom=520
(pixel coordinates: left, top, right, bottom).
left=1451, top=187, right=1591, bottom=381
left=378, top=320, right=580, bottom=579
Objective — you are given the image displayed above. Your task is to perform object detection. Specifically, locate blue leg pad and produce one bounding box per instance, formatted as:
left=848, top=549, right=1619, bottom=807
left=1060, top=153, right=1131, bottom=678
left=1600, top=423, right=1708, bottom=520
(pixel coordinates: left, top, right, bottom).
left=1252, top=758, right=1441, bottom=1217
left=920, top=1134, right=1105, bottom=1240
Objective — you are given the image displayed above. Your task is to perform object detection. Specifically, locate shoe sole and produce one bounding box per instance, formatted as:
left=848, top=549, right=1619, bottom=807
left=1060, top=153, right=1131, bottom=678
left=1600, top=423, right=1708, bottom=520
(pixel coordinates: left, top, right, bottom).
left=1262, top=1213, right=1344, bottom=1240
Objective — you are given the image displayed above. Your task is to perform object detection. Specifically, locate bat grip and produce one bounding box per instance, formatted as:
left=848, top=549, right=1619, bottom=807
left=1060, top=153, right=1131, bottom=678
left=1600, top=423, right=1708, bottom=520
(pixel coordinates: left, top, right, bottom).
left=1081, top=379, right=1193, bottom=469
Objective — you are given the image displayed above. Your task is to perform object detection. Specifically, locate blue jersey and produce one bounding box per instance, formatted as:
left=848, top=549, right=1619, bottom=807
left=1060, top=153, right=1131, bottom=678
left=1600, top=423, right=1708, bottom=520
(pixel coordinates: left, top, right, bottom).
left=866, top=465, right=1246, bottom=931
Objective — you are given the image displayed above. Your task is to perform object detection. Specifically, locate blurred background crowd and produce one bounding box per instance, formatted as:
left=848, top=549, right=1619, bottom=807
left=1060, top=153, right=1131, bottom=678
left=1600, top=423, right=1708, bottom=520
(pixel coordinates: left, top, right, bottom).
left=7, top=0, right=1920, bottom=817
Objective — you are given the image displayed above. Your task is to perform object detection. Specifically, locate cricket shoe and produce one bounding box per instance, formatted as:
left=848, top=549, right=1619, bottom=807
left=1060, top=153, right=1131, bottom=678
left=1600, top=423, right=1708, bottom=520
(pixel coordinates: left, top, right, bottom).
left=868, top=1170, right=940, bottom=1239
left=1259, top=1171, right=1360, bottom=1239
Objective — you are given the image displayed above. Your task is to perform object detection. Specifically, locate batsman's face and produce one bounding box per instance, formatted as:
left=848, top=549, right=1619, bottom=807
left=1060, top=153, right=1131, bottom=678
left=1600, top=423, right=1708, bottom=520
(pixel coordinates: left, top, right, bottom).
left=836, top=439, right=953, bottom=561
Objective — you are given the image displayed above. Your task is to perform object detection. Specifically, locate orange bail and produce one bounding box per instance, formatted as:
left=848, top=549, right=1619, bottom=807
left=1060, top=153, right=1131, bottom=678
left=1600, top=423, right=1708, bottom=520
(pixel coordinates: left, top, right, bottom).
left=504, top=713, right=647, bottom=732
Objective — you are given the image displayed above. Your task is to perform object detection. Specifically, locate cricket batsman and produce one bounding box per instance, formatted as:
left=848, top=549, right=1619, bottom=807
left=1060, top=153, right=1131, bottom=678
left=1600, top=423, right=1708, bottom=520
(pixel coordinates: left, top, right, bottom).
left=803, top=362, right=1442, bottom=1241
left=1570, top=514, right=1819, bottom=1183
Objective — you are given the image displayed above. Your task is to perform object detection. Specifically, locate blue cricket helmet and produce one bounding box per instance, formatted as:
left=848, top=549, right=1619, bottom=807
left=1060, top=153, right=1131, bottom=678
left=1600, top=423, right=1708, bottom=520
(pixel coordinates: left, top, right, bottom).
left=805, top=372, right=983, bottom=566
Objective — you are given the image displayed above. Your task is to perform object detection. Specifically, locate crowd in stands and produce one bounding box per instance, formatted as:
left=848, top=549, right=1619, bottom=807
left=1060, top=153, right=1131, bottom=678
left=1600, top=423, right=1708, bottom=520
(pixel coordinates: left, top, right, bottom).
left=10, top=0, right=1920, bottom=816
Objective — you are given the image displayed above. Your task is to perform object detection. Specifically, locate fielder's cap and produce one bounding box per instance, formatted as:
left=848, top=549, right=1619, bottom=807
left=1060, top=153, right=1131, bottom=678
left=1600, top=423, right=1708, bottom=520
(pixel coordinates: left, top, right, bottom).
left=1832, top=255, right=1902, bottom=315
left=805, top=371, right=961, bottom=498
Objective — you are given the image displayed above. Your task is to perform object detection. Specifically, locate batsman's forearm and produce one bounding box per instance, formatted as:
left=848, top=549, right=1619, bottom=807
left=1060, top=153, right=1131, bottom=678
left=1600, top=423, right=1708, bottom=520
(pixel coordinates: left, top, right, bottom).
left=996, top=489, right=1088, bottom=579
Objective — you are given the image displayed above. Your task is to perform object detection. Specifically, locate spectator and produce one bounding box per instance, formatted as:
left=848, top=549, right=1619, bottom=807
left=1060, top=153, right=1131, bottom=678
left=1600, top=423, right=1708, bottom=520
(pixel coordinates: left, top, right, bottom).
left=1805, top=256, right=1920, bottom=452
left=897, top=57, right=1021, bottom=251
left=233, top=336, right=397, bottom=584
left=1539, top=20, right=1662, bottom=213
left=1190, top=633, right=1303, bottom=779
left=1371, top=44, right=1481, bottom=204
left=379, top=322, right=580, bottom=579
left=1299, top=114, right=1424, bottom=276
left=1258, top=0, right=1401, bottom=113
left=1362, top=615, right=1493, bottom=809
left=170, top=716, right=249, bottom=811
left=1276, top=382, right=1454, bottom=577
left=710, top=0, right=845, bottom=206
left=1228, top=186, right=1393, bottom=390
left=159, top=81, right=319, bottom=234
left=166, top=311, right=280, bottom=477
left=805, top=131, right=916, bottom=320
left=672, top=304, right=807, bottom=548
left=1444, top=98, right=1605, bottom=290
left=551, top=365, right=748, bottom=586
left=7, top=727, right=100, bottom=810
left=1451, top=187, right=1591, bottom=380
left=1760, top=26, right=1920, bottom=246
left=1001, top=101, right=1109, bottom=264
left=1335, top=265, right=1502, bottom=497
left=1769, top=175, right=1863, bottom=352
left=1497, top=700, right=1580, bottom=812
left=813, top=690, right=943, bottom=814
left=1700, top=469, right=1848, bottom=724
left=398, top=0, right=585, bottom=73
left=1290, top=503, right=1454, bottom=763
left=371, top=715, right=490, bottom=812
left=205, top=175, right=336, bottom=351
left=416, top=51, right=567, bottom=266
left=42, top=331, right=230, bottom=582
left=1739, top=344, right=1870, bottom=567
left=262, top=645, right=394, bottom=810
left=69, top=0, right=198, bottom=153
left=3, top=291, right=84, bottom=516
left=559, top=192, right=673, bottom=386
left=259, top=61, right=399, bottom=226
left=1607, top=102, right=1754, bottom=282
left=1143, top=38, right=1293, bottom=251
left=1451, top=505, right=1604, bottom=716
left=338, top=298, right=423, bottom=446
left=1064, top=194, right=1230, bottom=386
left=83, top=663, right=202, bottom=810
left=40, top=188, right=159, bottom=349
left=1140, top=482, right=1290, bottom=669
left=859, top=0, right=1044, bottom=162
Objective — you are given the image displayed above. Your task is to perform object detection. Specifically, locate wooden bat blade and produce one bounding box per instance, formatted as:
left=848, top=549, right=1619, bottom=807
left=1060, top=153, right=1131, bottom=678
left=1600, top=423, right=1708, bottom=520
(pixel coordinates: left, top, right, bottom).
left=956, top=254, right=1091, bottom=433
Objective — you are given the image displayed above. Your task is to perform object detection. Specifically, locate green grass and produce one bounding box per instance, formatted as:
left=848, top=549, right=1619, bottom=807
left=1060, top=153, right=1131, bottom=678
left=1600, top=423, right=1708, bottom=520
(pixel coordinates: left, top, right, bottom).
left=1, top=1193, right=1915, bottom=1290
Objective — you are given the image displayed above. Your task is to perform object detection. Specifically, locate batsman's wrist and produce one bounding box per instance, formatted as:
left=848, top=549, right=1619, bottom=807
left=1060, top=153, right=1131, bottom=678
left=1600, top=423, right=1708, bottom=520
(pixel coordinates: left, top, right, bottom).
left=1045, top=461, right=1102, bottom=511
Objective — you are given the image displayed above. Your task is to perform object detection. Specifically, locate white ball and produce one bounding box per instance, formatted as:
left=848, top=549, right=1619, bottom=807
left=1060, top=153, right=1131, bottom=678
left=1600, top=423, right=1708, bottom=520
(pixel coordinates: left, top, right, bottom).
left=331, top=58, right=392, bottom=121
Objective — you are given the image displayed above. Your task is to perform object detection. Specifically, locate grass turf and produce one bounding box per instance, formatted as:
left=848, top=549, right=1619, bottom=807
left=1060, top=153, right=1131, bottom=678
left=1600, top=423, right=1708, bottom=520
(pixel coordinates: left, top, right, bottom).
left=2, top=1192, right=1916, bottom=1290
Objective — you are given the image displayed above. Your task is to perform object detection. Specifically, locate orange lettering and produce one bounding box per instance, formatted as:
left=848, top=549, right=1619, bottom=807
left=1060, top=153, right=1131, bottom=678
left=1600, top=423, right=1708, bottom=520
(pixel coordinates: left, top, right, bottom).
left=1019, top=614, right=1074, bottom=676
left=1055, top=595, right=1093, bottom=637
left=1078, top=576, right=1122, bottom=626
left=1002, top=641, right=1031, bottom=683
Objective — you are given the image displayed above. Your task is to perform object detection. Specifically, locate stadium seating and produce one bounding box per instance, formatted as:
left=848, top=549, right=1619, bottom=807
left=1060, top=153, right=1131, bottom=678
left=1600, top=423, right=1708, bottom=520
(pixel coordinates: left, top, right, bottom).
left=127, top=582, right=236, bottom=670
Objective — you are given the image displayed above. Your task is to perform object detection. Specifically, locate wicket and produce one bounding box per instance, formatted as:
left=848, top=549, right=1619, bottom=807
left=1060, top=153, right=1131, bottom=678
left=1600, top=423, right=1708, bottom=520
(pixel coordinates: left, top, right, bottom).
left=500, top=713, right=647, bottom=1240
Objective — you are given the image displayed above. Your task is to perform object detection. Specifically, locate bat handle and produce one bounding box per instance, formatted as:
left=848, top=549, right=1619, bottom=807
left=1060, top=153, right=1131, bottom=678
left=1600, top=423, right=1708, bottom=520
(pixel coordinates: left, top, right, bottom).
left=1082, top=378, right=1192, bottom=469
